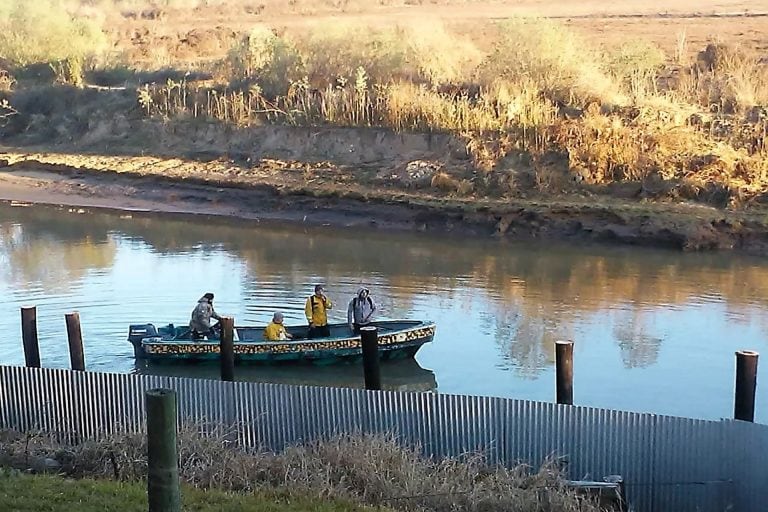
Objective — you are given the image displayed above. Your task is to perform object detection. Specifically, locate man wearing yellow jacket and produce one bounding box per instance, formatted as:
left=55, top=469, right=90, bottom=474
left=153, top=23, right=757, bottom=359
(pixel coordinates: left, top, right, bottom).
left=305, top=284, right=332, bottom=338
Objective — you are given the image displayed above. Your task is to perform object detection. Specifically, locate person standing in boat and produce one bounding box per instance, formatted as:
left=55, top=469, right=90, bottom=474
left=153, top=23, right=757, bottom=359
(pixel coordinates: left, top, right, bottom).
left=264, top=312, right=292, bottom=341
left=305, top=284, right=332, bottom=338
left=348, top=287, right=376, bottom=334
left=189, top=292, right=222, bottom=339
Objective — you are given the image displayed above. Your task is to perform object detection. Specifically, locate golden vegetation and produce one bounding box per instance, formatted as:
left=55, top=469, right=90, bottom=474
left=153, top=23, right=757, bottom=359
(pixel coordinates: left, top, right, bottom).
left=132, top=19, right=767, bottom=204
left=1, top=1, right=767, bottom=206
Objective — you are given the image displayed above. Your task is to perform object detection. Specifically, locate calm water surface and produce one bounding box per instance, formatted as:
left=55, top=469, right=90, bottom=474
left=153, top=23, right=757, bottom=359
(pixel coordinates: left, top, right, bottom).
left=1, top=203, right=767, bottom=422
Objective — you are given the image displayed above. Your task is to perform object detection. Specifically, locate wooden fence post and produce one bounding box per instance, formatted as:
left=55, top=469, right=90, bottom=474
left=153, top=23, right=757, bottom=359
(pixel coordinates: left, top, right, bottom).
left=735, top=350, right=759, bottom=422
left=361, top=326, right=382, bottom=390
left=220, top=317, right=235, bottom=382
left=146, top=388, right=180, bottom=512
left=65, top=312, right=85, bottom=371
left=556, top=340, right=574, bottom=405
left=21, top=306, right=40, bottom=368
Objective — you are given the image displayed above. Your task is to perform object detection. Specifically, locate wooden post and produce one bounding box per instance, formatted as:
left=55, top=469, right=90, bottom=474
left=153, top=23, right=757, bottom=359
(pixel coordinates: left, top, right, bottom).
left=220, top=317, right=235, bottom=382
left=361, top=326, right=382, bottom=390
left=734, top=350, right=759, bottom=422
left=555, top=340, right=574, bottom=405
left=20, top=306, right=41, bottom=368
left=146, top=388, right=180, bottom=512
left=65, top=312, right=85, bottom=371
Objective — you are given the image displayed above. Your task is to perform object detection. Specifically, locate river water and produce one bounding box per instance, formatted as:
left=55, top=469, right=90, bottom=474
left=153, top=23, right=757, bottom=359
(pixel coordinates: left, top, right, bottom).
left=1, top=202, right=767, bottom=422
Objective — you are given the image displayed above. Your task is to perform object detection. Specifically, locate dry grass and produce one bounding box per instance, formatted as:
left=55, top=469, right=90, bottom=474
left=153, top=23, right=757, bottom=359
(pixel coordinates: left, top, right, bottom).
left=126, top=17, right=768, bottom=204
left=0, top=427, right=602, bottom=512
left=0, top=1, right=106, bottom=67
left=2, top=6, right=768, bottom=206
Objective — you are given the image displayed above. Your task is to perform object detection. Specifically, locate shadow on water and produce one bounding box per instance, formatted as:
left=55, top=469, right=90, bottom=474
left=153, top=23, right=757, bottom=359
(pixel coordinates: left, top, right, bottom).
left=131, top=357, right=438, bottom=392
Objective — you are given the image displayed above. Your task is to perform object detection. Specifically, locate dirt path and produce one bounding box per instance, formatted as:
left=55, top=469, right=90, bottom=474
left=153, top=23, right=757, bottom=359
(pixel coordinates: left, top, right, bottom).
left=2, top=150, right=767, bottom=253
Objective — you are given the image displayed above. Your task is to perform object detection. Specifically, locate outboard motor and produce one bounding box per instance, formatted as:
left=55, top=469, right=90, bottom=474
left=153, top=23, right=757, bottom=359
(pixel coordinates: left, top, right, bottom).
left=127, top=324, right=158, bottom=359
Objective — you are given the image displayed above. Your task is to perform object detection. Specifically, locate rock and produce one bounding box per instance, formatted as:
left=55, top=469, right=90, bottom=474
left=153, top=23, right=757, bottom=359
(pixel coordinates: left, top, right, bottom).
left=43, top=458, right=61, bottom=472
left=383, top=160, right=443, bottom=189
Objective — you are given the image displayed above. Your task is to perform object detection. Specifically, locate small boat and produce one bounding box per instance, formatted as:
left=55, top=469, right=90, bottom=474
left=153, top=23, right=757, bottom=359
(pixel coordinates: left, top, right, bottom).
left=127, top=320, right=436, bottom=365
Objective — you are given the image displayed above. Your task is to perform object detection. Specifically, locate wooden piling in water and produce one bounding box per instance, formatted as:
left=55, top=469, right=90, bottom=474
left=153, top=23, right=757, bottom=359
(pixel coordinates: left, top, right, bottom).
left=361, top=326, right=382, bottom=390
left=20, top=306, right=41, bottom=368
left=146, top=388, right=180, bottom=512
left=65, top=312, right=85, bottom=371
left=220, top=317, right=235, bottom=382
left=555, top=340, right=574, bottom=405
left=734, top=350, right=759, bottom=422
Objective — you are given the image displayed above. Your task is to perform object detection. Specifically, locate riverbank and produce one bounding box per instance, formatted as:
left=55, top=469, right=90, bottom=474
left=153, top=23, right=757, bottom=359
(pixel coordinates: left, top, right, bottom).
left=2, top=146, right=768, bottom=253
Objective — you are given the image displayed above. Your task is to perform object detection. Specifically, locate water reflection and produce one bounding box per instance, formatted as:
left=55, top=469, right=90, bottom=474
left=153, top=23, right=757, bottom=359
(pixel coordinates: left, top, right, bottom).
left=133, top=358, right=437, bottom=392
left=1, top=203, right=768, bottom=421
left=0, top=213, right=116, bottom=291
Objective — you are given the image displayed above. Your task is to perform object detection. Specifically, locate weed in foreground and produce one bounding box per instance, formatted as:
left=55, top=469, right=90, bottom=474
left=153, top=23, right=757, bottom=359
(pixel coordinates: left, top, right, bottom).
left=1, top=427, right=602, bottom=512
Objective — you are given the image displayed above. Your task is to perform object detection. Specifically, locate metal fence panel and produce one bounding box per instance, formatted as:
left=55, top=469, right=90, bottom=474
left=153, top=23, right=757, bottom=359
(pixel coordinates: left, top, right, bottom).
left=1, top=365, right=766, bottom=512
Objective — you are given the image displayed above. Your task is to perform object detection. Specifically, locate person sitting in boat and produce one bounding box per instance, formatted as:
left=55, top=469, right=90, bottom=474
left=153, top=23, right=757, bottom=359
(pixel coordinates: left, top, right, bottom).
left=348, top=287, right=376, bottom=334
left=189, top=292, right=222, bottom=339
left=305, top=284, right=332, bottom=338
left=264, top=312, right=292, bottom=341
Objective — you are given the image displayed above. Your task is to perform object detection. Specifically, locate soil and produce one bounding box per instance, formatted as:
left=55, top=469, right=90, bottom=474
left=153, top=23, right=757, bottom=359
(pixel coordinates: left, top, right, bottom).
left=2, top=146, right=768, bottom=254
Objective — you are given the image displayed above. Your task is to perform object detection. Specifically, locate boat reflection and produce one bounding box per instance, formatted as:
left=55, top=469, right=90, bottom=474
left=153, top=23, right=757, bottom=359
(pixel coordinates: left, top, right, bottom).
left=131, top=357, right=437, bottom=392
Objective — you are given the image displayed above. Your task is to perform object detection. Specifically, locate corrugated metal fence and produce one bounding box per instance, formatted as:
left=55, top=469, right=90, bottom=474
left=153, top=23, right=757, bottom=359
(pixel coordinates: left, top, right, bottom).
left=1, top=365, right=766, bottom=512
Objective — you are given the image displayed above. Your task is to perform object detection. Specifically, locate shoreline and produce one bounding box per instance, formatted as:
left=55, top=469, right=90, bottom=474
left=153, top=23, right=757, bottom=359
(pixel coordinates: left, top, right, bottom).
left=2, top=152, right=768, bottom=254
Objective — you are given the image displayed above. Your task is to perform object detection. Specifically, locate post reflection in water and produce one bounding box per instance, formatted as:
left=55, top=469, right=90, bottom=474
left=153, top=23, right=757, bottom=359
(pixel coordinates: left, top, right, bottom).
left=1, top=203, right=768, bottom=422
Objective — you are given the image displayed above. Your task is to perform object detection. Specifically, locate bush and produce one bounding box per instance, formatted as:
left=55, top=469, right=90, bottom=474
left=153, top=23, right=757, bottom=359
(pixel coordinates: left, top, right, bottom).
left=606, top=40, right=666, bottom=100
left=0, top=0, right=106, bottom=83
left=295, top=22, right=481, bottom=89
left=226, top=25, right=304, bottom=97
left=480, top=17, right=624, bottom=107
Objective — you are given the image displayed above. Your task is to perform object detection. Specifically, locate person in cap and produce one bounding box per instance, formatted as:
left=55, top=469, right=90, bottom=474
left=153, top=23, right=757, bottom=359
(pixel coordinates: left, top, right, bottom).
left=305, top=284, right=332, bottom=338
left=264, top=312, right=292, bottom=341
left=189, top=292, right=222, bottom=339
left=348, top=287, right=376, bottom=334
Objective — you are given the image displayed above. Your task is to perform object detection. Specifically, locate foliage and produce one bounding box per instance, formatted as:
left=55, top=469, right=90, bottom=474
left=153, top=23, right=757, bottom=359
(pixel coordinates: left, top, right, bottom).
left=226, top=26, right=304, bottom=97
left=0, top=1, right=106, bottom=68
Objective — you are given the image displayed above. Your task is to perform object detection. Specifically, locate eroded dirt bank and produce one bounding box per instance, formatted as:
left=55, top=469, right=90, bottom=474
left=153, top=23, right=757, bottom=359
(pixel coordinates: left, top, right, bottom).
left=2, top=149, right=767, bottom=254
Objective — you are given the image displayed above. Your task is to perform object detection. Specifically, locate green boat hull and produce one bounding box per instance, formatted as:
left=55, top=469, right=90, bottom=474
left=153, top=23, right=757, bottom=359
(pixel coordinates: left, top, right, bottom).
left=128, top=320, right=435, bottom=365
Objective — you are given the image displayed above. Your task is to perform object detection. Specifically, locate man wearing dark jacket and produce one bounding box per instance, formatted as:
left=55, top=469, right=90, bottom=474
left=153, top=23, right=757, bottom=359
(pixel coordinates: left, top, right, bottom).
left=348, top=287, right=376, bottom=334
left=189, top=292, right=221, bottom=339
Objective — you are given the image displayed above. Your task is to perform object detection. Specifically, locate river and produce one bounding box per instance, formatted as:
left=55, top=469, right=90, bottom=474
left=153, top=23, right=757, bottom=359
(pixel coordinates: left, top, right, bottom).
left=1, top=202, right=766, bottom=422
